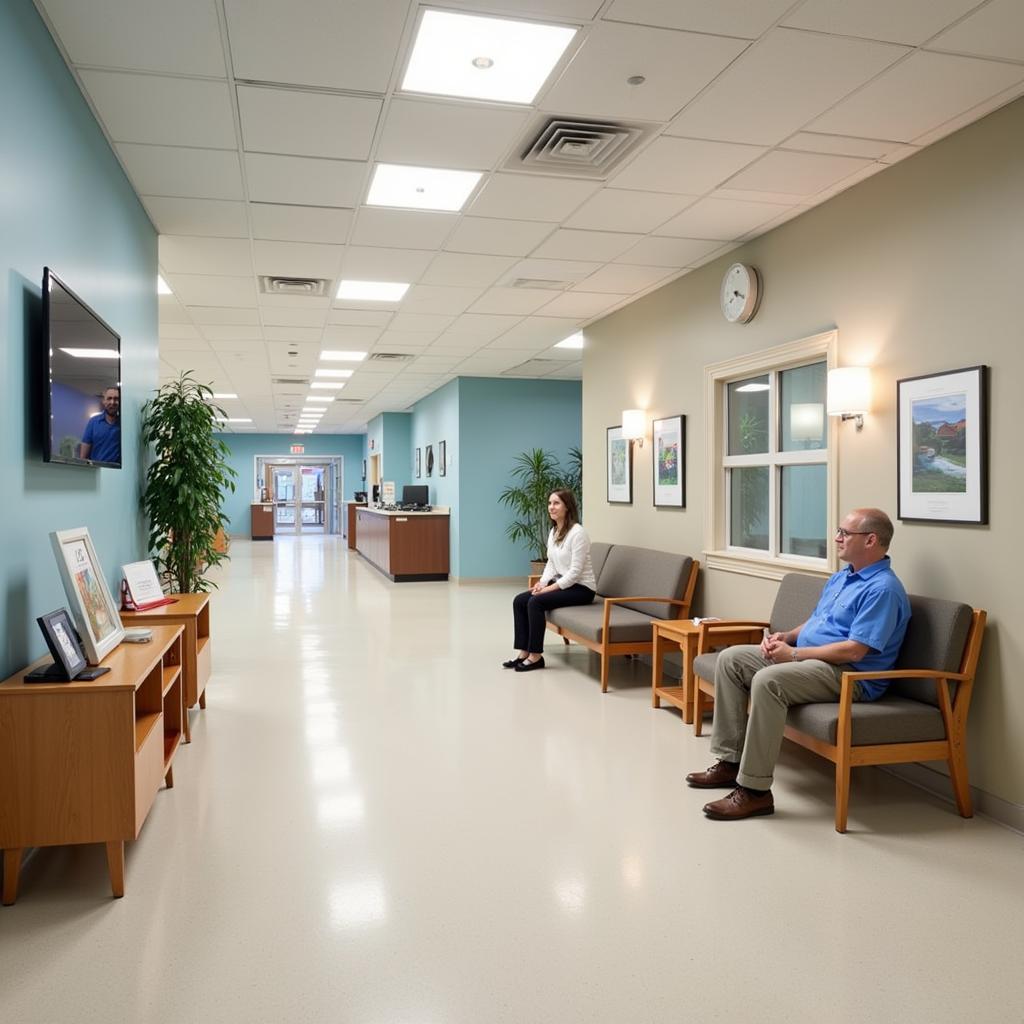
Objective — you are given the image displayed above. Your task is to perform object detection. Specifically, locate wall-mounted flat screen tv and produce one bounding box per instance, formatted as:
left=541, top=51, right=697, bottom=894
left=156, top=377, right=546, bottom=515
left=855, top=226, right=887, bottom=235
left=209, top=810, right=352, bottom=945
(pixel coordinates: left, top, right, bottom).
left=43, top=267, right=122, bottom=468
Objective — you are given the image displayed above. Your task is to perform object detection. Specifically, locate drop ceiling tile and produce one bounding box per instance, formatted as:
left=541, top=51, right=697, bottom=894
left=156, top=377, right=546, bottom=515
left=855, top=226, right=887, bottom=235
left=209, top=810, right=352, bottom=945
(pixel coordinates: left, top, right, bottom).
left=930, top=0, right=1024, bottom=61
left=911, top=80, right=1024, bottom=147
left=237, top=86, right=381, bottom=161
left=250, top=204, right=353, bottom=244
left=613, top=236, right=721, bottom=267
left=401, top=285, right=484, bottom=315
left=200, top=324, right=265, bottom=342
left=540, top=22, right=748, bottom=121
left=160, top=236, right=254, bottom=276
left=879, top=144, right=921, bottom=165
left=574, top=264, right=673, bottom=293
left=446, top=218, right=555, bottom=257
left=445, top=314, right=524, bottom=340
left=350, top=208, right=457, bottom=250
left=783, top=0, right=981, bottom=46
left=117, top=144, right=244, bottom=200
left=207, top=337, right=266, bottom=353
left=376, top=99, right=530, bottom=170
left=341, top=247, right=434, bottom=282
left=388, top=313, right=456, bottom=334
left=613, top=137, right=766, bottom=194
left=260, top=308, right=328, bottom=329
left=253, top=240, right=344, bottom=279
left=160, top=334, right=209, bottom=353
left=245, top=154, right=365, bottom=208
left=441, top=0, right=602, bottom=18
left=158, top=295, right=190, bottom=323
left=490, top=317, right=582, bottom=348
left=188, top=306, right=262, bottom=326
left=810, top=51, right=1024, bottom=143
left=79, top=71, right=235, bottom=148
left=783, top=133, right=894, bottom=158
left=604, top=0, right=796, bottom=38
left=538, top=291, right=628, bottom=317
left=326, top=309, right=394, bottom=327
left=468, top=174, right=600, bottom=222
left=159, top=322, right=201, bottom=340
left=564, top=189, right=693, bottom=233
left=530, top=229, right=642, bottom=262
left=725, top=150, right=873, bottom=197
left=544, top=361, right=583, bottom=379
left=142, top=197, right=248, bottom=238
left=422, top=253, right=516, bottom=288
left=655, top=196, right=794, bottom=240
left=258, top=294, right=331, bottom=309
left=666, top=29, right=907, bottom=147
left=224, top=0, right=408, bottom=93
left=499, top=259, right=602, bottom=288
left=167, top=274, right=257, bottom=307
left=321, top=325, right=385, bottom=344
left=263, top=326, right=323, bottom=343
left=469, top=288, right=556, bottom=315
left=40, top=0, right=227, bottom=74
left=374, top=332, right=436, bottom=349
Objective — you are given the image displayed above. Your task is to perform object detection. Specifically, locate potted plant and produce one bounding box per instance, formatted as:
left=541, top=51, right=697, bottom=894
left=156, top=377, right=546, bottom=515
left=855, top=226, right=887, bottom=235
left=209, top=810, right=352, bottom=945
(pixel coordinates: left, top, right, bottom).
left=141, top=372, right=237, bottom=593
left=498, top=448, right=581, bottom=573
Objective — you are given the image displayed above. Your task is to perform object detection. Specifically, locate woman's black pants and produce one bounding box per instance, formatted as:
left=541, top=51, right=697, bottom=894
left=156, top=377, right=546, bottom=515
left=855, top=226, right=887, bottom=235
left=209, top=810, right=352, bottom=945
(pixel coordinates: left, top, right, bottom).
left=513, top=585, right=595, bottom=654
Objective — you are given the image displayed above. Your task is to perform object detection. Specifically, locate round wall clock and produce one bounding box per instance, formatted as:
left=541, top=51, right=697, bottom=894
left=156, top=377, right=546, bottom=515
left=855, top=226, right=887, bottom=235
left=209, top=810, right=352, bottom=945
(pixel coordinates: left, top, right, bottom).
left=720, top=262, right=762, bottom=323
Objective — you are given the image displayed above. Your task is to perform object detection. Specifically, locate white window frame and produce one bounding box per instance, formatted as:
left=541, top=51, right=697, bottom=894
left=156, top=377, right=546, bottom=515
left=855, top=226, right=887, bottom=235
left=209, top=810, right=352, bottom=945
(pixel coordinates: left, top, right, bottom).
left=703, top=330, right=838, bottom=581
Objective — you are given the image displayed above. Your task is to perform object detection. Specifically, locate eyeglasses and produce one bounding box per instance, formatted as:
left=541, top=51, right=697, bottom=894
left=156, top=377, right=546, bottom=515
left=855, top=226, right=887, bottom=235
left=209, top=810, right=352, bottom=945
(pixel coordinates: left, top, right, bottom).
left=835, top=527, right=873, bottom=538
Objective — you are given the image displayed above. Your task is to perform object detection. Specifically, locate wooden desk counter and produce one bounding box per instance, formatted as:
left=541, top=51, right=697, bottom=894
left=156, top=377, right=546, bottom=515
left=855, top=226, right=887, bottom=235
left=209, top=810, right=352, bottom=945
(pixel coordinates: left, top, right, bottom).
left=121, top=592, right=211, bottom=742
left=355, top=506, right=450, bottom=582
left=0, top=624, right=185, bottom=903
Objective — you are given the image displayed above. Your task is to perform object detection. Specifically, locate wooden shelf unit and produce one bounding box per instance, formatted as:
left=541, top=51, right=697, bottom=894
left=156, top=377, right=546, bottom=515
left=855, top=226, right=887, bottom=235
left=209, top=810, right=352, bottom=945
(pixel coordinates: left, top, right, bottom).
left=0, top=624, right=185, bottom=904
left=122, top=593, right=211, bottom=742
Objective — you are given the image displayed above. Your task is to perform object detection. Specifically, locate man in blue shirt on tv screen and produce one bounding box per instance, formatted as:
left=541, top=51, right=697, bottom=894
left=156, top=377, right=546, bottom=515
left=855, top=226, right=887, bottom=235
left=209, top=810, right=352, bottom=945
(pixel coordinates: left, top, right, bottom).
left=79, top=386, right=120, bottom=464
left=686, top=507, right=911, bottom=821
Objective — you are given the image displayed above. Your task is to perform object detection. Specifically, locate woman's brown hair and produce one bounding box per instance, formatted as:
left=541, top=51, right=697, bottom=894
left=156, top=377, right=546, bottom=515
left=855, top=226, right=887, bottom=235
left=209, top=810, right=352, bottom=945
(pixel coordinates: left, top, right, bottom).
left=550, top=489, right=580, bottom=544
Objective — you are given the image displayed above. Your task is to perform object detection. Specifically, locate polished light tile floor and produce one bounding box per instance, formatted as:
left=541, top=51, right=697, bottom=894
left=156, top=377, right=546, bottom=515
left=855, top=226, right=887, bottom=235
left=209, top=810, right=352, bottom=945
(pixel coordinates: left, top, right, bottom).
left=3, top=537, right=1023, bottom=1023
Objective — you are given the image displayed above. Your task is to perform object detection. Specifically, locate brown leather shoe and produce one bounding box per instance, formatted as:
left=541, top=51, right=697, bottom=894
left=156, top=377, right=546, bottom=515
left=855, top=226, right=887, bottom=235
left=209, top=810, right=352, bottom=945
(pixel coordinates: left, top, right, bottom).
left=703, top=787, right=774, bottom=821
left=685, top=760, right=739, bottom=789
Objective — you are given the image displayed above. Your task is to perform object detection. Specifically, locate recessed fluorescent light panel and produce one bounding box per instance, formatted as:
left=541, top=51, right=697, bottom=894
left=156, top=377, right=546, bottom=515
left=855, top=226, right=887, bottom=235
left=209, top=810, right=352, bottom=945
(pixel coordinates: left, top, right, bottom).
left=212, top=392, right=237, bottom=399
left=403, top=9, right=576, bottom=104
left=315, top=369, right=354, bottom=379
left=337, top=279, right=410, bottom=302
left=321, top=351, right=367, bottom=362
left=157, top=276, right=172, bottom=295
left=60, top=348, right=119, bottom=359
left=305, top=396, right=334, bottom=403
left=214, top=417, right=253, bottom=424
left=555, top=332, right=584, bottom=349
left=311, top=382, right=346, bottom=390
left=366, top=164, right=481, bottom=213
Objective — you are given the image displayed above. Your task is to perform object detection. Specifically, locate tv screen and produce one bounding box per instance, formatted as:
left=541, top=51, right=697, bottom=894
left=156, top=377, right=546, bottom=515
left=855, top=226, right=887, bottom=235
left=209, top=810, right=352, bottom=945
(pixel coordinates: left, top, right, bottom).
left=402, top=485, right=428, bottom=506
left=43, top=268, right=122, bottom=468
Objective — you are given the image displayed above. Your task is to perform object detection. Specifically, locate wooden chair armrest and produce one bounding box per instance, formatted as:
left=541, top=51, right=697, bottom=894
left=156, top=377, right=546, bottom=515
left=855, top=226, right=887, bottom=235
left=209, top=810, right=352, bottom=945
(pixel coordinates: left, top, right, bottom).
left=696, top=620, right=769, bottom=654
left=839, top=668, right=969, bottom=682
left=527, top=574, right=541, bottom=588
left=602, top=596, right=690, bottom=607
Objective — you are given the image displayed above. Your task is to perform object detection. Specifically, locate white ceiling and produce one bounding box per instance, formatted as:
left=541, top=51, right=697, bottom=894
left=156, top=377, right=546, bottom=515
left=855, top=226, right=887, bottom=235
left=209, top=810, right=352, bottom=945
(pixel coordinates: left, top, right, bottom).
left=35, top=0, right=1024, bottom=434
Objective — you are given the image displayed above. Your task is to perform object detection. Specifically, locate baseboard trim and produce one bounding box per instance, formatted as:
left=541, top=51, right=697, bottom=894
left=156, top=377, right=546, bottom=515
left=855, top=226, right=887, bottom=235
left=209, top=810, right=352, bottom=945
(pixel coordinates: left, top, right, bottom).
left=880, top=762, right=1024, bottom=836
left=454, top=576, right=523, bottom=586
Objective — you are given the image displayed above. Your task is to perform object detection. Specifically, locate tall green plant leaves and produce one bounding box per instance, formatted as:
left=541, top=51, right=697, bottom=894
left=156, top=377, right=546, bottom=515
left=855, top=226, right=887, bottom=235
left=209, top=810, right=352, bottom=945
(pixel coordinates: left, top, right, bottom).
left=498, top=447, right=582, bottom=561
left=140, top=372, right=237, bottom=593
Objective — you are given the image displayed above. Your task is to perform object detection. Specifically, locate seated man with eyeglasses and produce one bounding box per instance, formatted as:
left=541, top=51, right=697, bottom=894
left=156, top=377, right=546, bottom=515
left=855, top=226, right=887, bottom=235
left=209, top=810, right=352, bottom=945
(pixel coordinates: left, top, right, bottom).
left=687, top=508, right=910, bottom=821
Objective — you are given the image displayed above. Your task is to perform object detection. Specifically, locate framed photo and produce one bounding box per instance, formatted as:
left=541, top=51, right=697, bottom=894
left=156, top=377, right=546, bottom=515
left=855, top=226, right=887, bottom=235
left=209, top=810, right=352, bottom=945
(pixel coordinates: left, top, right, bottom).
left=50, top=527, right=125, bottom=664
left=439, top=440, right=447, bottom=477
left=897, top=365, right=988, bottom=524
left=362, top=459, right=367, bottom=481
left=652, top=415, right=686, bottom=507
left=606, top=425, right=633, bottom=504
left=426, top=444, right=434, bottom=477
left=415, top=448, right=422, bottom=478
left=37, top=607, right=87, bottom=680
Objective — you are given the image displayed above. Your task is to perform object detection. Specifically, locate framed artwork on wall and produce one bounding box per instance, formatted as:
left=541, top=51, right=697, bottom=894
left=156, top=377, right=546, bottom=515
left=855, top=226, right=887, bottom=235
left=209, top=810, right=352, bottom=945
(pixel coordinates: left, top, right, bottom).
left=50, top=527, right=125, bottom=664
left=415, top=448, right=421, bottom=478
left=426, top=444, right=434, bottom=477
left=652, top=414, right=685, bottom=507
left=606, top=425, right=632, bottom=504
left=897, top=365, right=989, bottom=524
left=362, top=459, right=367, bottom=481
left=439, top=440, right=446, bottom=477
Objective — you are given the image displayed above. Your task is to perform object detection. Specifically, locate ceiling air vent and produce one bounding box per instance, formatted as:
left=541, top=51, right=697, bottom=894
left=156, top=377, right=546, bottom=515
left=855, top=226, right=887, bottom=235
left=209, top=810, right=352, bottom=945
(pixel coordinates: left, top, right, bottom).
left=510, top=277, right=568, bottom=291
left=368, top=352, right=414, bottom=362
left=271, top=376, right=309, bottom=385
left=507, top=116, right=655, bottom=180
left=260, top=276, right=330, bottom=297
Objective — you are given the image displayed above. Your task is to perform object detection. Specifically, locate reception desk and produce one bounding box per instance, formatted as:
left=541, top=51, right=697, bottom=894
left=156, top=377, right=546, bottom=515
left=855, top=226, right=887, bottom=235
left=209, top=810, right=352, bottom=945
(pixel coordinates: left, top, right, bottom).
left=344, top=500, right=367, bottom=549
left=355, top=507, right=450, bottom=582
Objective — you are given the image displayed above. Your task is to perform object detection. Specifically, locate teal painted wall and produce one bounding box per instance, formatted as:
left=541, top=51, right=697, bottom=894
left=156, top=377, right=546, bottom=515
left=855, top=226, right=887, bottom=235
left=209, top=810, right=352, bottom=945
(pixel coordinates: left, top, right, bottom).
left=215, top=433, right=365, bottom=532
left=410, top=379, right=460, bottom=573
left=367, top=411, right=412, bottom=497
left=0, top=0, right=158, bottom=677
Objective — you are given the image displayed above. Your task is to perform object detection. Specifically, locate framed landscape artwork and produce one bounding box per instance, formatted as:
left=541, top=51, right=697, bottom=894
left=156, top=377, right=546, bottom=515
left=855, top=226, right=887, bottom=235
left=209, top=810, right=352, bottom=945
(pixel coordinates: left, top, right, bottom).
left=652, top=414, right=685, bottom=507
left=426, top=444, right=434, bottom=477
left=897, top=365, right=988, bottom=524
left=439, top=440, right=446, bottom=477
left=606, top=425, right=632, bottom=504
left=415, top=448, right=421, bottom=478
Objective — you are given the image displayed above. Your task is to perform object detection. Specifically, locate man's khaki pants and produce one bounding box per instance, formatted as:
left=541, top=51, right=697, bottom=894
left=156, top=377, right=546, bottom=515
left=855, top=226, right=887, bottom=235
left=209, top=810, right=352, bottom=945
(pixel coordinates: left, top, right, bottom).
left=709, top=645, right=865, bottom=791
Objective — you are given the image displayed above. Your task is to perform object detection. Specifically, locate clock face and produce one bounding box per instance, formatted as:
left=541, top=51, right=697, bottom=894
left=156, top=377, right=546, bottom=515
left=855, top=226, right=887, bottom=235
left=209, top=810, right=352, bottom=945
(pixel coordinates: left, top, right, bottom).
left=721, top=263, right=760, bottom=323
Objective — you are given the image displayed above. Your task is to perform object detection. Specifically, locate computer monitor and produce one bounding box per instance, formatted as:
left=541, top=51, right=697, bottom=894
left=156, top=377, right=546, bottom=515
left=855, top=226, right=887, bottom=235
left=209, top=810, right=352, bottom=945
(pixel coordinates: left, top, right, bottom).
left=402, top=485, right=428, bottom=506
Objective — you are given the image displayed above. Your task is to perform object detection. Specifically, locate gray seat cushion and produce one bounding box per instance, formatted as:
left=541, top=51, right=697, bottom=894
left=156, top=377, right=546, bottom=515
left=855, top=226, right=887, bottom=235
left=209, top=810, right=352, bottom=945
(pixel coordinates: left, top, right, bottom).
left=594, top=544, right=693, bottom=620
left=548, top=602, right=656, bottom=644
left=693, top=651, right=720, bottom=683
left=589, top=542, right=612, bottom=585
left=889, top=595, right=973, bottom=706
left=787, top=698, right=947, bottom=745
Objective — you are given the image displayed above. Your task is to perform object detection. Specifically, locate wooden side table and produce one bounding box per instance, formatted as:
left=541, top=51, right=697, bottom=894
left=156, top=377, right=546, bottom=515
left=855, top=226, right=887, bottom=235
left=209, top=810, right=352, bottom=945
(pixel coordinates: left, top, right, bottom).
left=651, top=619, right=701, bottom=725
left=122, top=593, right=211, bottom=743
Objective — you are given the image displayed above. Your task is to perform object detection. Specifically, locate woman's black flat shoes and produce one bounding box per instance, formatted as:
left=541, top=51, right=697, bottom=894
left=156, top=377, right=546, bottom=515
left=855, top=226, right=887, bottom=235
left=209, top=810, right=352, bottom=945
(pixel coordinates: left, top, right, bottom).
left=502, top=657, right=524, bottom=669
left=514, top=657, right=545, bottom=672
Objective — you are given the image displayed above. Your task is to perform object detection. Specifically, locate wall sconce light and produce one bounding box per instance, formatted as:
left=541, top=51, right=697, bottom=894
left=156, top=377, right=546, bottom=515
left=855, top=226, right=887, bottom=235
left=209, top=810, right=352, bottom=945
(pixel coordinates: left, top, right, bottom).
left=622, top=409, right=646, bottom=447
left=827, top=367, right=871, bottom=431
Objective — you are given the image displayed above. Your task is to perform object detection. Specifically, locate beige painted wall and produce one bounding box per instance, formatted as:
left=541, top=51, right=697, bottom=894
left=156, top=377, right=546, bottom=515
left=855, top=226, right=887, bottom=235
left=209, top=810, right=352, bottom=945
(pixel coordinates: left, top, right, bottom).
left=582, top=97, right=1024, bottom=808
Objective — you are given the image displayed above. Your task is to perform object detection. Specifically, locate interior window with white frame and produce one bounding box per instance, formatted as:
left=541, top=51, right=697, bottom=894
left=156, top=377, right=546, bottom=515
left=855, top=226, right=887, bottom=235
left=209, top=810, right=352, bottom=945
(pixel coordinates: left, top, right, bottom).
left=704, top=332, right=837, bottom=579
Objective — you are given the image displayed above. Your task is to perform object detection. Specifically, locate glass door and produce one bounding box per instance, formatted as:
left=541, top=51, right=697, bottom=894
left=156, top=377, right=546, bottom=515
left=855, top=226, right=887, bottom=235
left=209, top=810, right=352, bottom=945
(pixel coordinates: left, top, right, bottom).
left=271, top=466, right=297, bottom=533
left=299, top=465, right=326, bottom=535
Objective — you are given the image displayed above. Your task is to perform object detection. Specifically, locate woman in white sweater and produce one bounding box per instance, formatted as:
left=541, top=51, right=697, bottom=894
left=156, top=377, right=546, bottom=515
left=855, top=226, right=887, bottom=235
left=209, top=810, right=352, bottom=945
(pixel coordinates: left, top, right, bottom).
left=505, top=489, right=596, bottom=673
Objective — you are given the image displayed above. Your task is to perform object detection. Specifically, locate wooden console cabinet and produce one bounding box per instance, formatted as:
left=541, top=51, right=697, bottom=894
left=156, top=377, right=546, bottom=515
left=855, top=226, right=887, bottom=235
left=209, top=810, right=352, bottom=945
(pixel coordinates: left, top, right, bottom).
left=356, top=508, right=450, bottom=581
left=251, top=502, right=274, bottom=540
left=121, top=593, right=211, bottom=742
left=0, top=624, right=185, bottom=903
